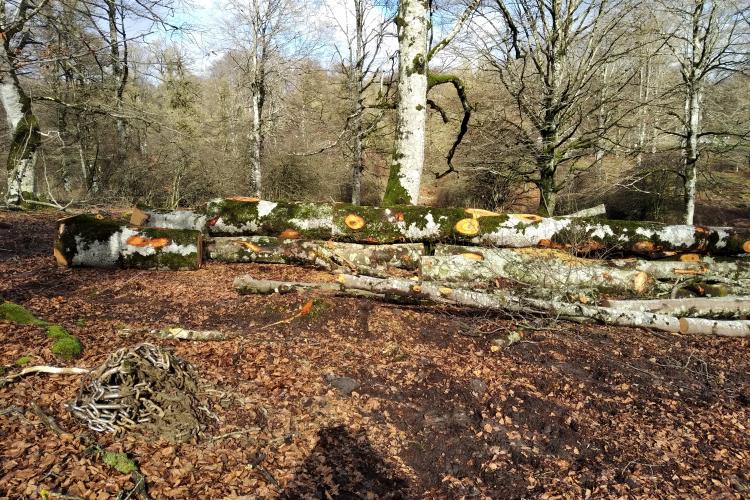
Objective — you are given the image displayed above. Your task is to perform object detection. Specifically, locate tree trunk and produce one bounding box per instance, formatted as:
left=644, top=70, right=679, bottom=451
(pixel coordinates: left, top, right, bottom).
left=350, top=0, right=365, bottom=205
left=207, top=236, right=422, bottom=274
left=382, top=0, right=429, bottom=205
left=609, top=256, right=750, bottom=282
left=337, top=274, right=750, bottom=337
left=54, top=214, right=202, bottom=270
left=422, top=247, right=654, bottom=295
left=682, top=83, right=701, bottom=225
left=201, top=198, right=750, bottom=255
left=233, top=275, right=342, bottom=295
left=1, top=61, right=40, bottom=205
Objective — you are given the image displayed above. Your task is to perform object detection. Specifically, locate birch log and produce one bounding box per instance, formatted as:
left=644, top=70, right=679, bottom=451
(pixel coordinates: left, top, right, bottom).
left=601, top=297, right=750, bottom=318
left=54, top=215, right=203, bottom=270
left=337, top=275, right=750, bottom=337
left=206, top=236, right=423, bottom=275
left=201, top=198, right=750, bottom=255
left=423, top=247, right=653, bottom=295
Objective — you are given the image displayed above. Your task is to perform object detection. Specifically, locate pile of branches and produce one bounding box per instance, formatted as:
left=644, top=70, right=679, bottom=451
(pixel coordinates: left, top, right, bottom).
left=68, top=343, right=214, bottom=442
left=55, top=198, right=750, bottom=337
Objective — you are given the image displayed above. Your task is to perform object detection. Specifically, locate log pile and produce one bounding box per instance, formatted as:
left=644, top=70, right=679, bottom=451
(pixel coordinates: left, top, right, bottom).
left=53, top=198, right=750, bottom=337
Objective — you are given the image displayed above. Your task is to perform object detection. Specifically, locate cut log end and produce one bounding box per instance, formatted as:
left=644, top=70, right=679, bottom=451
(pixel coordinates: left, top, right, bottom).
left=460, top=252, right=484, bottom=261
left=511, top=214, right=543, bottom=223
left=344, top=214, right=366, bottom=230
left=633, top=271, right=652, bottom=294
left=279, top=229, right=301, bottom=239
left=227, top=196, right=260, bottom=202
left=53, top=247, right=68, bottom=266
left=679, top=253, right=702, bottom=262
left=126, top=235, right=170, bottom=248
left=678, top=317, right=690, bottom=334
left=455, top=218, right=480, bottom=236
left=744, top=241, right=750, bottom=253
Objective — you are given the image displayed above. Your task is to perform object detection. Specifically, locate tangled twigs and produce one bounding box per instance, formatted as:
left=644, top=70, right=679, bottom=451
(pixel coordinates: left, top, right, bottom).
left=68, top=343, right=215, bottom=441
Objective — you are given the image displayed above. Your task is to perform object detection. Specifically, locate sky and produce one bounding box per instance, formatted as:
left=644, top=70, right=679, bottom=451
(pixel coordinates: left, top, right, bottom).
left=154, top=0, right=400, bottom=76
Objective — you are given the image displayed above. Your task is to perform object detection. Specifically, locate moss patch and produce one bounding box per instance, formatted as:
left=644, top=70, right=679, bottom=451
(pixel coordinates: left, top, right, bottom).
left=101, top=451, right=137, bottom=475
left=51, top=335, right=82, bottom=359
left=0, top=302, right=46, bottom=326
left=15, top=356, right=31, bottom=366
left=46, top=324, right=70, bottom=339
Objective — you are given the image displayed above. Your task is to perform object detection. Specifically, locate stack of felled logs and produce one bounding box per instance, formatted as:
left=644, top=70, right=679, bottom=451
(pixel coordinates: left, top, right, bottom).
left=54, top=197, right=750, bottom=336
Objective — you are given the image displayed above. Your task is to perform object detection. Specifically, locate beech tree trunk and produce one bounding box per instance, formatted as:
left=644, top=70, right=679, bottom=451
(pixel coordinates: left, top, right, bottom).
left=54, top=215, right=202, bottom=270
left=201, top=198, right=750, bottom=255
left=609, top=256, right=750, bottom=282
left=382, top=0, right=429, bottom=205
left=1, top=63, right=40, bottom=205
left=422, top=247, right=654, bottom=296
left=130, top=207, right=208, bottom=232
left=207, top=236, right=423, bottom=275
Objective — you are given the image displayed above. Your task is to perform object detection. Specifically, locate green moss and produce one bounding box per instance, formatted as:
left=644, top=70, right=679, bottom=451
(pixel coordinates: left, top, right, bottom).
left=101, top=451, right=137, bottom=475
left=382, top=163, right=412, bottom=206
left=0, top=302, right=46, bottom=326
left=46, top=324, right=70, bottom=339
left=15, top=356, right=31, bottom=366
left=51, top=335, right=82, bottom=359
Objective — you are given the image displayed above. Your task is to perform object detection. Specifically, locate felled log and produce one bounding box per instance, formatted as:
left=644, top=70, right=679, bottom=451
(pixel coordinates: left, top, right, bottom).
left=207, top=236, right=422, bottom=275
left=202, top=198, right=750, bottom=256
left=130, top=207, right=207, bottom=232
left=564, top=204, right=607, bottom=218
left=610, top=257, right=750, bottom=281
left=54, top=214, right=202, bottom=270
left=601, top=297, right=750, bottom=318
left=337, top=274, right=750, bottom=337
left=233, top=276, right=341, bottom=294
left=423, top=246, right=653, bottom=295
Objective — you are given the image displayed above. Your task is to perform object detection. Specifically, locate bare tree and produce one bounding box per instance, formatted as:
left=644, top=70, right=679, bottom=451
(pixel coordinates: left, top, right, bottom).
left=659, top=0, right=749, bottom=224
left=472, top=0, right=641, bottom=215
left=328, top=0, right=392, bottom=204
left=224, top=0, right=310, bottom=196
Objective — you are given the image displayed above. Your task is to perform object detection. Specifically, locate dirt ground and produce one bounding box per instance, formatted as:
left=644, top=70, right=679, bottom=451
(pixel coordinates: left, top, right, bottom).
left=1, top=210, right=749, bottom=499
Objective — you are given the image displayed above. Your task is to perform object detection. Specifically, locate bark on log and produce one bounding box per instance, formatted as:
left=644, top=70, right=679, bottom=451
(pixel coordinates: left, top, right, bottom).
left=202, top=198, right=750, bottom=256
left=337, top=274, right=750, bottom=337
left=423, top=247, right=653, bottom=295
left=601, top=297, right=750, bottom=318
left=54, top=214, right=202, bottom=270
left=130, top=207, right=207, bottom=232
left=564, top=204, right=607, bottom=218
left=233, top=276, right=342, bottom=295
left=206, top=236, right=423, bottom=275
left=610, top=257, right=750, bottom=281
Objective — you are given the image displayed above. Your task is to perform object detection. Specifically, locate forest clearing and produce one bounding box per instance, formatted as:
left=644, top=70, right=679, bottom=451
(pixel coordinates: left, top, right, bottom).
left=1, top=207, right=750, bottom=498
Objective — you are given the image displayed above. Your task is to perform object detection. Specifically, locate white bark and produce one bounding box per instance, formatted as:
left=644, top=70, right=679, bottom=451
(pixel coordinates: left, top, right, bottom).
left=338, top=274, right=750, bottom=337
left=383, top=0, right=428, bottom=205
left=1, top=78, right=37, bottom=204
left=601, top=297, right=750, bottom=318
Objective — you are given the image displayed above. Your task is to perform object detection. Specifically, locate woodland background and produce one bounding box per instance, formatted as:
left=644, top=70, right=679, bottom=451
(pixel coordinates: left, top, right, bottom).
left=1, top=0, right=749, bottom=223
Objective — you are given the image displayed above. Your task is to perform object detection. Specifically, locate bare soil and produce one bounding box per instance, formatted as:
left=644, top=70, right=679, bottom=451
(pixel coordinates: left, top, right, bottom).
left=1, top=209, right=749, bottom=498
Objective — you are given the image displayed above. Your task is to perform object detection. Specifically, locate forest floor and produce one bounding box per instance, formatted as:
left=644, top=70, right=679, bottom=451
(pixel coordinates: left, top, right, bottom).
left=1, top=210, right=750, bottom=499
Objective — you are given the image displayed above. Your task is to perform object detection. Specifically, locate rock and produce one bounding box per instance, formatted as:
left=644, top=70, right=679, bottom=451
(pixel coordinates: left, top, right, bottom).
left=469, top=378, right=487, bottom=396
left=324, top=374, right=360, bottom=396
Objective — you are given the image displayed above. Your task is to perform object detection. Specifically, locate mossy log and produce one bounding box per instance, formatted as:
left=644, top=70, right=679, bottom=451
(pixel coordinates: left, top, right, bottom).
left=130, top=207, right=207, bottom=232
left=601, top=297, right=750, bottom=319
left=424, top=246, right=654, bottom=295
left=337, top=274, right=750, bottom=337
left=202, top=198, right=750, bottom=255
left=206, top=236, right=423, bottom=275
left=54, top=214, right=202, bottom=270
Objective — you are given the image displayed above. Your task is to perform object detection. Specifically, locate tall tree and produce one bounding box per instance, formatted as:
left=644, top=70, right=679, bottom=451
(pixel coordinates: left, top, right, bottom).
left=382, top=0, right=478, bottom=205
left=660, top=0, right=749, bottom=224
left=1, top=0, right=48, bottom=204
left=473, top=0, right=640, bottom=215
